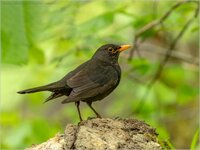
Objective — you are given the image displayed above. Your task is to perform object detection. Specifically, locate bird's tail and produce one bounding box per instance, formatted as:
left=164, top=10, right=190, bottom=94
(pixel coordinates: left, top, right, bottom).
left=17, top=82, right=60, bottom=94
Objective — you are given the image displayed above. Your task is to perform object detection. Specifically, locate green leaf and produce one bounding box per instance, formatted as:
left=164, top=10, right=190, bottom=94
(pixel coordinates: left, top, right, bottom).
left=1, top=1, right=29, bottom=64
left=1, top=1, right=45, bottom=65
left=190, top=128, right=199, bottom=150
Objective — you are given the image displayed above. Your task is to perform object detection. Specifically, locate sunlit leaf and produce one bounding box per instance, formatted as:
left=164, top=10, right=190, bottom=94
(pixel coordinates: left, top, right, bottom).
left=1, top=1, right=29, bottom=64
left=190, top=128, right=199, bottom=150
left=1, top=1, right=45, bottom=65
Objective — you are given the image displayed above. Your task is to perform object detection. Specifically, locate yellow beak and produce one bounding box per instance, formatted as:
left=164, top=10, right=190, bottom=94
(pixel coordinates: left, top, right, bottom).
left=118, top=45, right=132, bottom=52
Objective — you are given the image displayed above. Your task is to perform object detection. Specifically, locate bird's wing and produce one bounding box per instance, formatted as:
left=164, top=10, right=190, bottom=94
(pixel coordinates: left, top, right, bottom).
left=62, top=64, right=119, bottom=103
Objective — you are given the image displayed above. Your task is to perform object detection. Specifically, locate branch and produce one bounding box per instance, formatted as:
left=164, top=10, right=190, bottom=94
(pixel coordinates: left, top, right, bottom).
left=134, top=2, right=199, bottom=113
left=139, top=44, right=199, bottom=65
left=128, top=0, right=198, bottom=60
left=148, top=1, right=199, bottom=86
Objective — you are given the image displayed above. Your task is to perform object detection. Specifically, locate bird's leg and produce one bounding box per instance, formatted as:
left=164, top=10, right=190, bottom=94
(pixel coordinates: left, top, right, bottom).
left=87, top=102, right=102, bottom=118
left=75, top=101, right=83, bottom=121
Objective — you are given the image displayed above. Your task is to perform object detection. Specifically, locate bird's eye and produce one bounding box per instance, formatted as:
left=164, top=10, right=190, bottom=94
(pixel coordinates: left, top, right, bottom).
left=108, top=47, right=114, bottom=51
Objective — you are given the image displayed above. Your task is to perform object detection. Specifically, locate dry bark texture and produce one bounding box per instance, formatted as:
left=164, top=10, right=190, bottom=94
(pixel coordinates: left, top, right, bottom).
left=26, top=118, right=162, bottom=150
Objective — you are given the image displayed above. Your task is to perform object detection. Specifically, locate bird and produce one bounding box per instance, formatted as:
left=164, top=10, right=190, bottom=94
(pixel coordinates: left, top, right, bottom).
left=17, top=44, right=132, bottom=121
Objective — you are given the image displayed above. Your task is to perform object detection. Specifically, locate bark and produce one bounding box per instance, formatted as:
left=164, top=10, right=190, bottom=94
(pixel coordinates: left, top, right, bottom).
left=26, top=118, right=162, bottom=150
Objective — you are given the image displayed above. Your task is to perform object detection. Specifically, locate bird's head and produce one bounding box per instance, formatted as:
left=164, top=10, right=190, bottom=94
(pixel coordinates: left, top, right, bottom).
left=92, top=44, right=132, bottom=64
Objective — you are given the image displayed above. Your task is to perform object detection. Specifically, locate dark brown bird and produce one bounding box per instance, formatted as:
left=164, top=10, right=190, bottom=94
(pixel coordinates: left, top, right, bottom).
left=17, top=44, right=131, bottom=121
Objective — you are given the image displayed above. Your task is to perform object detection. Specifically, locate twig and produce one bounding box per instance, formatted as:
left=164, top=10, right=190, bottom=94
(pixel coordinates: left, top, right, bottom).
left=149, top=2, right=199, bottom=87
left=140, top=45, right=199, bottom=65
left=128, top=0, right=198, bottom=60
left=134, top=2, right=199, bottom=113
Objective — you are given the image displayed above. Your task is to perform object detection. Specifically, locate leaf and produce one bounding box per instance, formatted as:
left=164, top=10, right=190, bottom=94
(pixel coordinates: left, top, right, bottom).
left=1, top=1, right=29, bottom=64
left=190, top=128, right=199, bottom=150
left=1, top=1, right=45, bottom=65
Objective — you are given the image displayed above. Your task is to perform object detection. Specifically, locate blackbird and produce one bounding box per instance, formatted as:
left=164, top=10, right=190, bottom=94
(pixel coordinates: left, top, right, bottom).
left=18, top=44, right=131, bottom=121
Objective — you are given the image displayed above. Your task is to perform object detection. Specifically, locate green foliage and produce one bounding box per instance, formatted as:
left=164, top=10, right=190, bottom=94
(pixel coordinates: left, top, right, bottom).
left=129, top=58, right=151, bottom=75
left=1, top=0, right=198, bottom=149
left=1, top=1, right=50, bottom=64
left=1, top=1, right=29, bottom=64
left=159, top=139, right=175, bottom=150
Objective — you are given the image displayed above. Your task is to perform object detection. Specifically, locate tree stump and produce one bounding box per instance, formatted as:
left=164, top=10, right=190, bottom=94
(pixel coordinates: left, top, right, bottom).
left=26, top=118, right=162, bottom=150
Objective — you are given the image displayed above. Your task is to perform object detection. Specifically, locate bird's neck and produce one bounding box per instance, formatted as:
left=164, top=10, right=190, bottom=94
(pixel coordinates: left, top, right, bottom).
left=92, top=56, right=119, bottom=65
left=92, top=51, right=119, bottom=65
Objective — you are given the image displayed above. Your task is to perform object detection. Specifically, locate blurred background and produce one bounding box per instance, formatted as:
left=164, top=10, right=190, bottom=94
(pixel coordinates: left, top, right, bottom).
left=1, top=0, right=199, bottom=149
